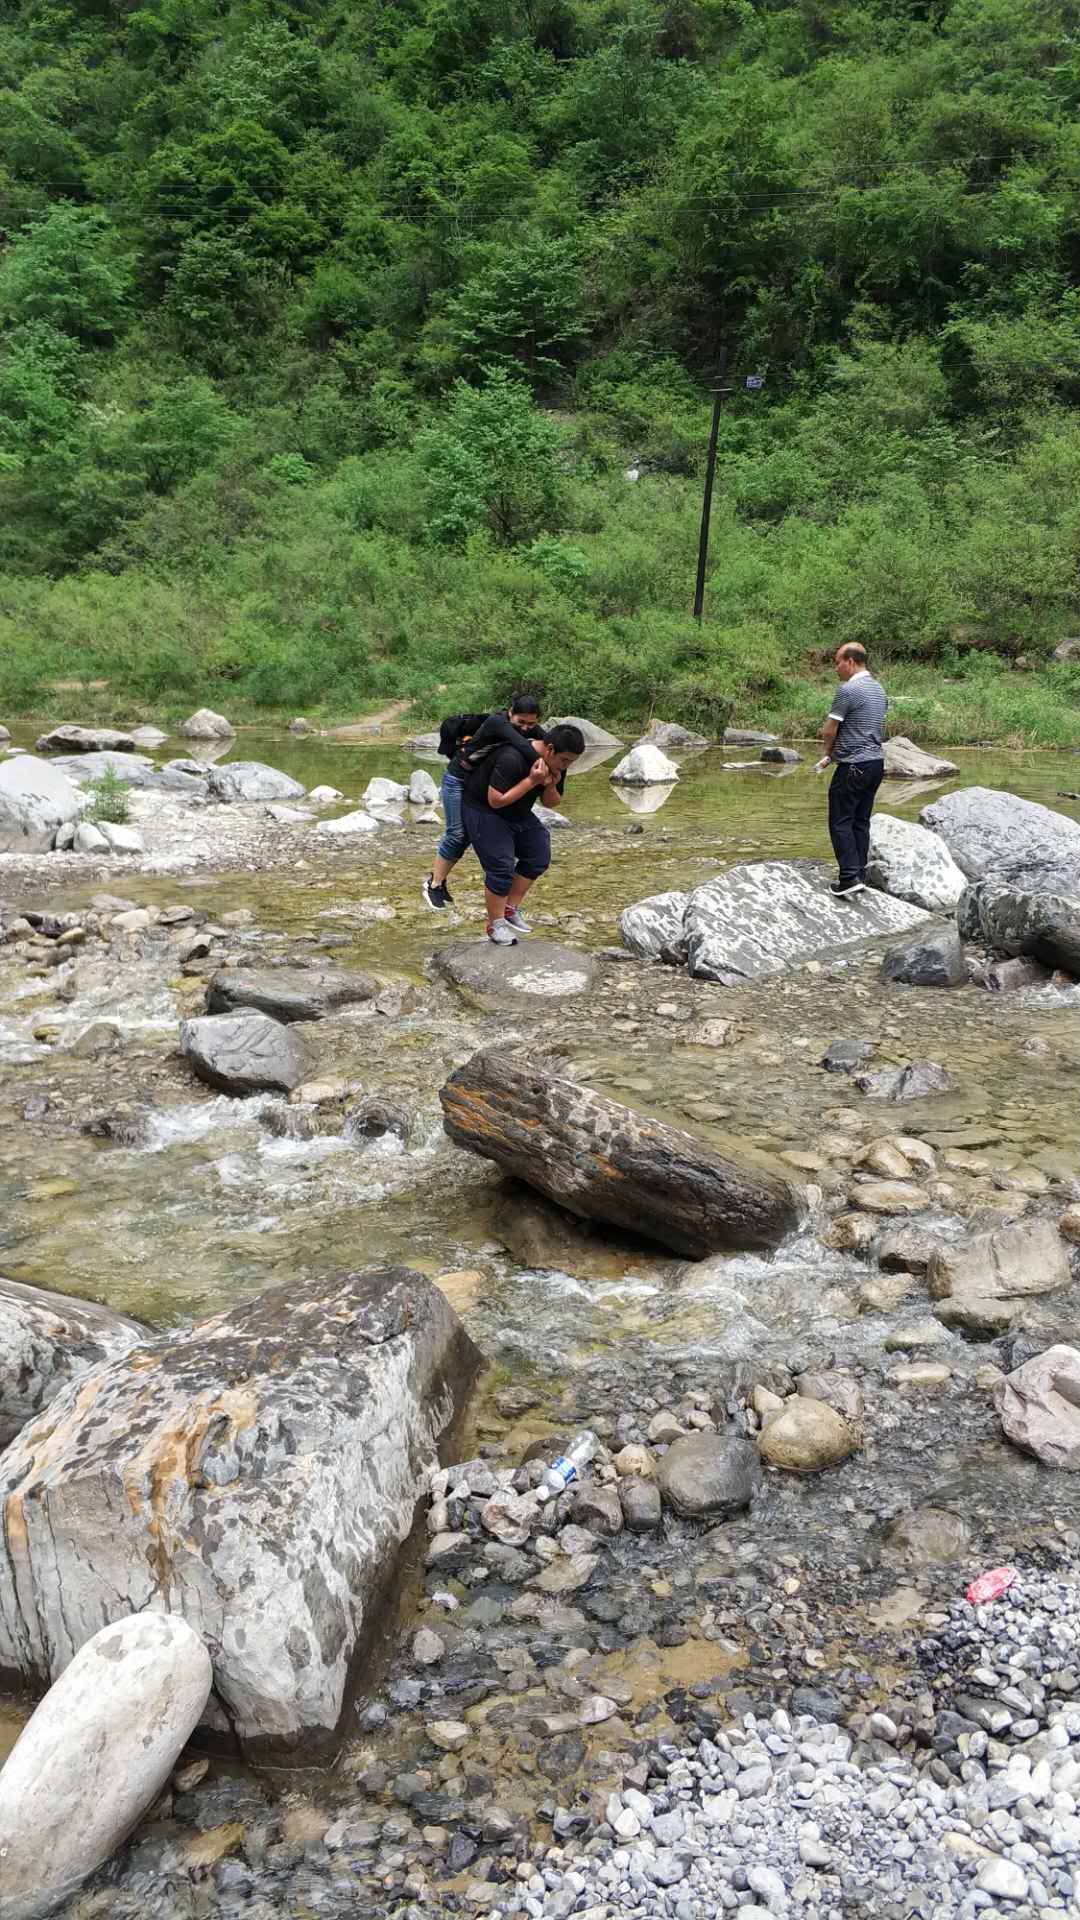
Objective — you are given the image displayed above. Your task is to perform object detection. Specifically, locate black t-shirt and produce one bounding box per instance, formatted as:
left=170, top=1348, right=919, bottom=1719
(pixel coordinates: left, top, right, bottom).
left=485, top=743, right=565, bottom=822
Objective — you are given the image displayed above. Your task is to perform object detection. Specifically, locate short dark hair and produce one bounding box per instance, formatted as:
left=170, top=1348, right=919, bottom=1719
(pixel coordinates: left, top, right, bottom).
left=836, top=644, right=868, bottom=666
left=546, top=723, right=585, bottom=755
left=510, top=691, right=542, bottom=715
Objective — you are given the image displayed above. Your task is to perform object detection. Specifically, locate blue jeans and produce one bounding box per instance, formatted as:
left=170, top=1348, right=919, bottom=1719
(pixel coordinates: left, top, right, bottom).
left=463, top=803, right=551, bottom=897
left=436, top=771, right=468, bottom=864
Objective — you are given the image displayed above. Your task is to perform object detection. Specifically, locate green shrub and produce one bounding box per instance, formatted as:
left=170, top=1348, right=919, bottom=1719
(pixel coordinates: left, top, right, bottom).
left=84, top=766, right=131, bottom=823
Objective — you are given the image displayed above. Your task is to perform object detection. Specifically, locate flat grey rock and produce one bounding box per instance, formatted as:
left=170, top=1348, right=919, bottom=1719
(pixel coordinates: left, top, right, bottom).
left=180, top=1011, right=313, bottom=1093
left=207, top=761, right=305, bottom=803
left=723, top=728, right=777, bottom=746
left=0, top=1277, right=148, bottom=1450
left=0, top=1270, right=479, bottom=1758
left=206, top=966, right=380, bottom=1023
left=921, top=786, right=1080, bottom=880
left=637, top=720, right=708, bottom=751
left=49, top=751, right=205, bottom=794
left=866, top=814, right=967, bottom=911
left=682, top=862, right=929, bottom=982
left=0, top=1612, right=211, bottom=1920
left=35, top=724, right=137, bottom=755
left=0, top=755, right=80, bottom=853
left=435, top=940, right=598, bottom=1000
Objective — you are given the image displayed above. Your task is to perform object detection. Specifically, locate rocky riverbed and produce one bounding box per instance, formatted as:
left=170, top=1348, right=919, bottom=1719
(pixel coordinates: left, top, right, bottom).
left=1, top=718, right=1079, bottom=1918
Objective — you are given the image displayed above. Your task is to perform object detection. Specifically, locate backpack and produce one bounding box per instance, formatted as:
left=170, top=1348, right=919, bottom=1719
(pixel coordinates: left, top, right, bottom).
left=437, top=711, right=487, bottom=759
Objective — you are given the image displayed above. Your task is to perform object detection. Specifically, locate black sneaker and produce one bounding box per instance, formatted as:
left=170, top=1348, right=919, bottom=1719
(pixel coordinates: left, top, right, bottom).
left=830, top=879, right=866, bottom=897
left=423, top=874, right=450, bottom=911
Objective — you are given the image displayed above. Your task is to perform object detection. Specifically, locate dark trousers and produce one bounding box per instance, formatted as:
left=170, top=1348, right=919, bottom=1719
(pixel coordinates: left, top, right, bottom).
left=463, top=803, right=551, bottom=897
left=828, top=759, right=884, bottom=884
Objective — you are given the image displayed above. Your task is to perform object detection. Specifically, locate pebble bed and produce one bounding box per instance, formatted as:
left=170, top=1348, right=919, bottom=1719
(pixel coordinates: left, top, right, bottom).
left=491, top=1566, right=1080, bottom=1920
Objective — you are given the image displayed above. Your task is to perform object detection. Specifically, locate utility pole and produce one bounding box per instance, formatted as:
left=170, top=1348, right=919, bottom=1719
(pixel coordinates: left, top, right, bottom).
left=693, top=365, right=765, bottom=622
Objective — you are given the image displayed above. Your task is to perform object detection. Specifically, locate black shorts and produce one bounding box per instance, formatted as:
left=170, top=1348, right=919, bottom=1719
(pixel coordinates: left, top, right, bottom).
left=462, top=804, right=552, bottom=897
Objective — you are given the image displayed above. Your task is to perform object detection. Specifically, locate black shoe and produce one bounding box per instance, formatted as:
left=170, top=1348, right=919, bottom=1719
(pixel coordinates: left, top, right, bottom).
left=423, top=875, right=450, bottom=911
left=830, top=879, right=866, bottom=897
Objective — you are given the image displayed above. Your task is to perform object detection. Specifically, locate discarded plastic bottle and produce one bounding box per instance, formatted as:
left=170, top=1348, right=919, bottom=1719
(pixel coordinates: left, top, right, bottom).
left=536, top=1431, right=598, bottom=1503
left=966, top=1566, right=1017, bottom=1607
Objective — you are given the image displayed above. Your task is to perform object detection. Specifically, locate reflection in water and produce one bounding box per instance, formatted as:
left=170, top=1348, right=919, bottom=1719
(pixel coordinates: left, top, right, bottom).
left=876, top=778, right=949, bottom=809
left=612, top=782, right=676, bottom=815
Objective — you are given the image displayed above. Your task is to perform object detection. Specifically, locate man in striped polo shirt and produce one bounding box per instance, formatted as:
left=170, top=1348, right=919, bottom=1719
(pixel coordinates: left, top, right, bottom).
left=816, top=643, right=888, bottom=896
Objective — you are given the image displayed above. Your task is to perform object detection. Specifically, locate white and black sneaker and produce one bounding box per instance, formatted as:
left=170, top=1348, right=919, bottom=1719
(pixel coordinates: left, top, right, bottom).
left=486, top=918, right=518, bottom=946
left=830, top=879, right=866, bottom=897
left=423, top=874, right=453, bottom=911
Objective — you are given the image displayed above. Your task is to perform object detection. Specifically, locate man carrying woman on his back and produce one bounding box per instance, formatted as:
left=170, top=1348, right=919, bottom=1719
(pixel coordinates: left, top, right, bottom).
left=422, top=693, right=543, bottom=912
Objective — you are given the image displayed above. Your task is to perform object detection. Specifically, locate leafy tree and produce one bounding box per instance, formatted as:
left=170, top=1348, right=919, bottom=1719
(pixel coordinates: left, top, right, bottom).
left=440, top=236, right=588, bottom=385
left=417, top=368, right=567, bottom=544
left=0, top=205, right=134, bottom=342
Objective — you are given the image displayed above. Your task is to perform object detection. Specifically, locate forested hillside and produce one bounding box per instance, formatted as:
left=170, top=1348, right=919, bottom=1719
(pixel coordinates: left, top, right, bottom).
left=2, top=0, right=1080, bottom=739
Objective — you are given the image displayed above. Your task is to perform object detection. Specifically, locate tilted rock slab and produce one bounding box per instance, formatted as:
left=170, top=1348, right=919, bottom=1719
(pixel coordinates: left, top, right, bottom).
left=439, top=1050, right=801, bottom=1257
left=0, top=1277, right=149, bottom=1451
left=205, top=966, right=380, bottom=1024
left=0, top=1268, right=479, bottom=1759
left=882, top=737, right=958, bottom=779
left=683, top=862, right=928, bottom=982
left=0, top=1611, right=211, bottom=1920
left=958, top=873, right=1080, bottom=976
left=865, top=814, right=967, bottom=912
left=435, top=940, right=597, bottom=1001
left=921, top=786, right=1080, bottom=881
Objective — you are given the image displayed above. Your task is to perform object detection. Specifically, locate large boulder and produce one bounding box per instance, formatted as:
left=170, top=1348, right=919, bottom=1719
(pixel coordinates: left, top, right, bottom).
left=609, top=743, right=680, bottom=786
left=0, top=1278, right=149, bottom=1451
left=996, top=1345, right=1080, bottom=1469
left=364, top=777, right=408, bottom=807
left=0, top=756, right=80, bottom=854
left=179, top=708, right=234, bottom=739
left=865, top=814, right=967, bottom=912
left=723, top=728, right=776, bottom=747
left=618, top=891, right=689, bottom=960
left=880, top=927, right=966, bottom=989
left=545, top=716, right=622, bottom=748
left=0, top=1612, right=212, bottom=1920
left=180, top=1012, right=313, bottom=1094
left=407, top=768, right=440, bottom=806
left=920, top=787, right=1080, bottom=881
left=929, top=1216, right=1071, bottom=1335
left=435, top=940, right=598, bottom=1001
left=0, top=1269, right=479, bottom=1758
left=440, top=1050, right=801, bottom=1257
left=206, top=967, right=380, bottom=1023
left=657, top=1431, right=761, bottom=1518
left=35, top=724, right=137, bottom=755
left=681, top=862, right=929, bottom=983
left=207, top=761, right=305, bottom=803
left=958, top=874, right=1080, bottom=976
left=882, top=737, right=958, bottom=779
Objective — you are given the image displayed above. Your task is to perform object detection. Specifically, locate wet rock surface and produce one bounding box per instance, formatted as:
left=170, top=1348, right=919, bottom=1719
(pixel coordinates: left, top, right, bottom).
left=205, top=965, right=381, bottom=1023
left=180, top=1010, right=313, bottom=1093
left=0, top=1276, right=148, bottom=1449
left=434, top=940, right=598, bottom=1001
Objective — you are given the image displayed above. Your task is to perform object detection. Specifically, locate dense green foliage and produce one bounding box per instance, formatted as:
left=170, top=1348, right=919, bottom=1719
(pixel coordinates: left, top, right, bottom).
left=2, top=0, right=1080, bottom=740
